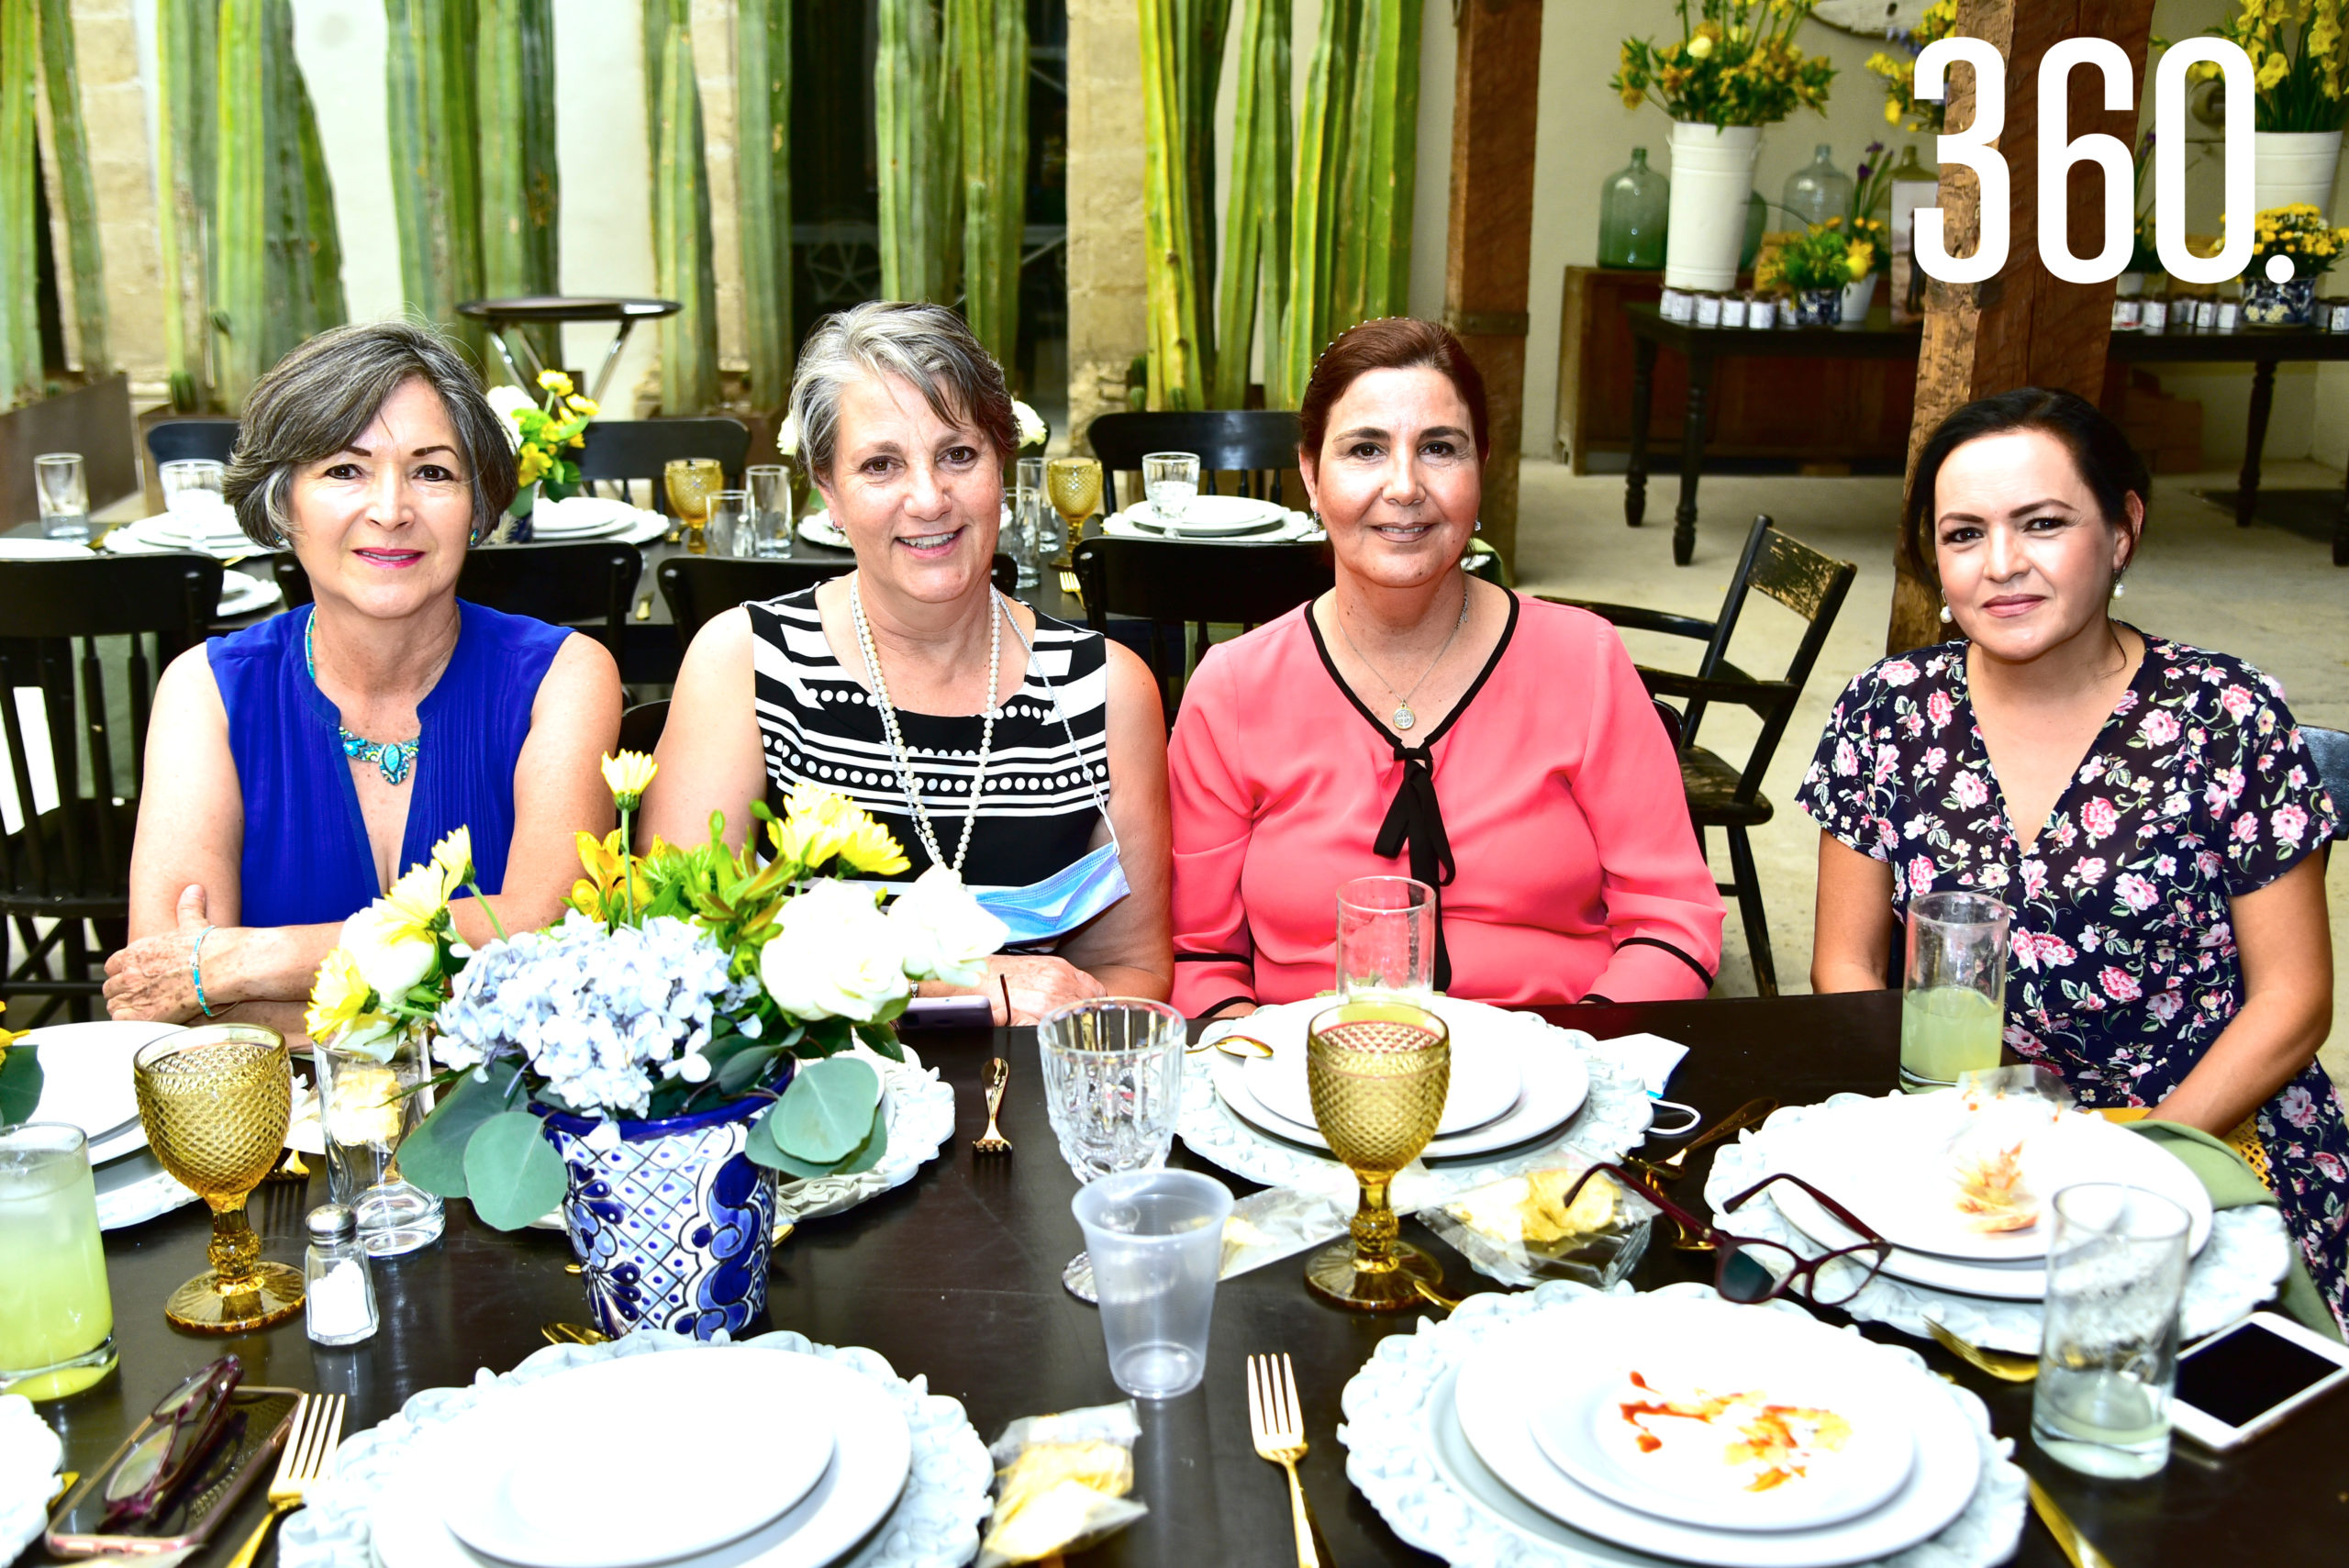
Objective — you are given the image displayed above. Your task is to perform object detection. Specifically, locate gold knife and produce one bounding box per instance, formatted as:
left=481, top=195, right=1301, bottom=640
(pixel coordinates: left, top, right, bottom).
left=2028, top=1475, right=2114, bottom=1568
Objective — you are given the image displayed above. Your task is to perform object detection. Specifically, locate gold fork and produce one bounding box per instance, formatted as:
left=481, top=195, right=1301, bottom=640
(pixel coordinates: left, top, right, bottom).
left=974, top=1057, right=1012, bottom=1154
left=2028, top=1473, right=2115, bottom=1568
left=1246, top=1353, right=1321, bottom=1568
left=222, top=1392, right=344, bottom=1568
left=1925, top=1317, right=2039, bottom=1382
left=1623, top=1097, right=1778, bottom=1184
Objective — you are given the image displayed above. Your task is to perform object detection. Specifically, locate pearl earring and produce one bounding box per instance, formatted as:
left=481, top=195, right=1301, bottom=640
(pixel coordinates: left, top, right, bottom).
left=2111, top=578, right=2126, bottom=600
left=1938, top=604, right=1954, bottom=624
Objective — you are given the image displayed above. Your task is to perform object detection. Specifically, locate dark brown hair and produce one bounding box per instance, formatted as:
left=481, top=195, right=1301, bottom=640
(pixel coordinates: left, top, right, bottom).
left=1901, top=387, right=2150, bottom=585
left=1297, top=317, right=1490, bottom=466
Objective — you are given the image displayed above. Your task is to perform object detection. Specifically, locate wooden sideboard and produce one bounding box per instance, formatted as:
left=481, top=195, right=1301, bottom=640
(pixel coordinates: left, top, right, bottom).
left=1554, top=266, right=1918, bottom=473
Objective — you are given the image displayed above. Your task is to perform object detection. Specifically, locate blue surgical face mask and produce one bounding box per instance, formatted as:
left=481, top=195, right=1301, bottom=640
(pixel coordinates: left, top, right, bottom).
left=974, top=841, right=1131, bottom=947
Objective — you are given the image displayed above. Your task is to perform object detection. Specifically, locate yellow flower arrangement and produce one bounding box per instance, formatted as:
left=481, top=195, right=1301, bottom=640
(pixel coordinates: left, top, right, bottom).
left=1763, top=217, right=1875, bottom=292
left=2201, top=0, right=2349, bottom=132
left=1866, top=0, right=1959, bottom=133
left=2238, top=201, right=2349, bottom=278
left=488, top=369, right=598, bottom=509
left=1612, top=2, right=1835, bottom=128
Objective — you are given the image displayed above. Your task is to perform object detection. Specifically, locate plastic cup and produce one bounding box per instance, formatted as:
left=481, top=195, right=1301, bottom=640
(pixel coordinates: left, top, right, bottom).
left=1073, top=1169, right=1233, bottom=1399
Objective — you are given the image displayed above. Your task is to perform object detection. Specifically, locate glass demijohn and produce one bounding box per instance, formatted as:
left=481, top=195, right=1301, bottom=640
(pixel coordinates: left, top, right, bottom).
left=1598, top=148, right=1670, bottom=270
left=1782, top=143, right=1854, bottom=230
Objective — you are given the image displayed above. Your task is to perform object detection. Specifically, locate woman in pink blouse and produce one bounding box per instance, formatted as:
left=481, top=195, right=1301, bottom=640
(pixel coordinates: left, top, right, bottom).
left=1167, top=318, right=1723, bottom=1017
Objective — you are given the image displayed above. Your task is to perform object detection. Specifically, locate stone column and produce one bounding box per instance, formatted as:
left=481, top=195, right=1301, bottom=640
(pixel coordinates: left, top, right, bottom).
left=54, top=1, right=165, bottom=396
left=1065, top=0, right=1149, bottom=455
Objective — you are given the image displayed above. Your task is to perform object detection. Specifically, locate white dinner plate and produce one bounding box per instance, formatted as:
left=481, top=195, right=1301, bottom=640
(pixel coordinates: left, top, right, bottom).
left=1453, top=1300, right=1981, bottom=1567
left=219, top=569, right=281, bottom=617
left=380, top=1351, right=902, bottom=1568
left=1241, top=998, right=1523, bottom=1137
left=23, top=1020, right=182, bottom=1162
left=1210, top=1029, right=1587, bottom=1161
left=103, top=517, right=274, bottom=559
left=1768, top=1192, right=2051, bottom=1301
left=797, top=512, right=849, bottom=550
left=428, top=1349, right=863, bottom=1568
left=1767, top=1096, right=2212, bottom=1263
left=0, top=539, right=98, bottom=561
left=1520, top=1303, right=1915, bottom=1532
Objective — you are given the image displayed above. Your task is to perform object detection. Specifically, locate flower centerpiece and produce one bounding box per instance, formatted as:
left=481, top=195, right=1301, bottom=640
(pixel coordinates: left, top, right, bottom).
left=1612, top=0, right=1837, bottom=291
left=2204, top=0, right=2349, bottom=216
left=1840, top=142, right=1895, bottom=317
left=485, top=371, right=598, bottom=539
left=1757, top=218, right=1876, bottom=326
left=2240, top=202, right=2349, bottom=324
left=305, top=754, right=1007, bottom=1339
left=1865, top=0, right=1958, bottom=133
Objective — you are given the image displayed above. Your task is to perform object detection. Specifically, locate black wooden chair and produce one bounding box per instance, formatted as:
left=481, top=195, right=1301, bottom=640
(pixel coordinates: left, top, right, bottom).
left=1541, top=515, right=1856, bottom=997
left=1069, top=536, right=1333, bottom=711
left=618, top=699, right=669, bottom=756
left=1085, top=410, right=1301, bottom=512
left=273, top=541, right=643, bottom=665
left=574, top=418, right=752, bottom=515
left=657, top=554, right=1019, bottom=649
left=145, top=417, right=239, bottom=471
left=2306, top=726, right=2347, bottom=869
left=0, top=554, right=224, bottom=1021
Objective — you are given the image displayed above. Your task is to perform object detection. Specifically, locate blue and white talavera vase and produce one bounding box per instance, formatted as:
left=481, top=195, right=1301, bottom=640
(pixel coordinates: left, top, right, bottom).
left=2241, top=277, right=2317, bottom=328
left=536, top=1066, right=791, bottom=1340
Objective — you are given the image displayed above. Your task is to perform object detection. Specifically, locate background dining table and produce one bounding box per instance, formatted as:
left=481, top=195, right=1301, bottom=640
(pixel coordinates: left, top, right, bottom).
left=18, top=990, right=2346, bottom=1568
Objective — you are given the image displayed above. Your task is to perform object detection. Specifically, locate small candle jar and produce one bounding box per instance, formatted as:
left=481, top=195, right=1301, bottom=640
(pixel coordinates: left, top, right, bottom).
left=1693, top=292, right=1723, bottom=328
left=1747, top=293, right=1776, bottom=329
left=305, top=1203, right=380, bottom=1346
left=2195, top=299, right=2217, bottom=330
left=1776, top=295, right=1799, bottom=329
left=2217, top=300, right=2241, bottom=331
left=1720, top=295, right=1748, bottom=328
left=2110, top=297, right=2141, bottom=329
left=2140, top=299, right=2168, bottom=334
left=1659, top=286, right=1690, bottom=322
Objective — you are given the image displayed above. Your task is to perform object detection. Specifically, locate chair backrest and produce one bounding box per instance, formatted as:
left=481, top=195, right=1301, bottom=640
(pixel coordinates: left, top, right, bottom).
left=145, top=418, right=239, bottom=470
left=0, top=554, right=224, bottom=904
left=657, top=553, right=1020, bottom=648
left=1693, top=515, right=1857, bottom=798
left=2305, top=726, right=2348, bottom=864
left=1085, top=410, right=1302, bottom=512
left=1070, top=537, right=1333, bottom=707
left=573, top=418, right=753, bottom=514
left=618, top=699, right=669, bottom=756
left=273, top=542, right=644, bottom=664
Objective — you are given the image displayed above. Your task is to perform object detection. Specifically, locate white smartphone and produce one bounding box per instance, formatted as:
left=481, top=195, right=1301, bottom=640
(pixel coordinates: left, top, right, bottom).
left=2169, top=1311, right=2349, bottom=1451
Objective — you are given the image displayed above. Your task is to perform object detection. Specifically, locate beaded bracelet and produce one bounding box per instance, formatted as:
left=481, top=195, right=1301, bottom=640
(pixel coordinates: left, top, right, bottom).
left=191, top=925, right=217, bottom=1018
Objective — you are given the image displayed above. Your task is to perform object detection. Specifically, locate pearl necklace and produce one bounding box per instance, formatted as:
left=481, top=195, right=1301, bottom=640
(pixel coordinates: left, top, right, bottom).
left=1333, top=573, right=1472, bottom=732
left=848, top=575, right=1004, bottom=876
left=305, top=613, right=422, bottom=786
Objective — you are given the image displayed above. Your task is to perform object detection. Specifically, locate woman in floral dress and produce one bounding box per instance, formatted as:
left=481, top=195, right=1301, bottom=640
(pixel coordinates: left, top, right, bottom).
left=1803, top=389, right=2345, bottom=1334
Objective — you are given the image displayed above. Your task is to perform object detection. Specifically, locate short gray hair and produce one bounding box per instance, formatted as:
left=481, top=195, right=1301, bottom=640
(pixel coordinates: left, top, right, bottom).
left=788, top=301, right=1016, bottom=482
left=224, top=320, right=518, bottom=549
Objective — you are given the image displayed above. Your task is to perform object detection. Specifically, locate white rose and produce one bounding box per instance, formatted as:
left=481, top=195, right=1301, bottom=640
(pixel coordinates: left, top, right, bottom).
left=888, top=865, right=1008, bottom=987
left=776, top=410, right=801, bottom=460
left=1011, top=400, right=1047, bottom=450
left=338, top=903, right=437, bottom=1003
left=758, top=879, right=912, bottom=1023
left=484, top=384, right=533, bottom=452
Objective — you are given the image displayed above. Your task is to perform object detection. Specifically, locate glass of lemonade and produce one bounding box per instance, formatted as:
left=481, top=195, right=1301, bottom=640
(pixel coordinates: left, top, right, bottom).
left=2032, top=1184, right=2190, bottom=1478
left=1899, top=891, right=2010, bottom=1093
left=0, top=1124, right=117, bottom=1398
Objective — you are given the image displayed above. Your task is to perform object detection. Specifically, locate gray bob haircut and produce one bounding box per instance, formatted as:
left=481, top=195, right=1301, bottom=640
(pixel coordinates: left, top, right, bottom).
left=223, top=319, right=518, bottom=549
left=788, top=301, right=1017, bottom=482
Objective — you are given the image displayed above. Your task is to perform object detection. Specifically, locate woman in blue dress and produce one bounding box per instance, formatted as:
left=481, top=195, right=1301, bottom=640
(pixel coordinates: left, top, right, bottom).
left=102, top=322, right=622, bottom=1041
left=1805, top=389, right=2345, bottom=1334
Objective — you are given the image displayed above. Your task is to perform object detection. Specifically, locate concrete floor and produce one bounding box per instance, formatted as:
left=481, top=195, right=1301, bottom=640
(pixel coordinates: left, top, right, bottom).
left=1511, top=457, right=2349, bottom=1087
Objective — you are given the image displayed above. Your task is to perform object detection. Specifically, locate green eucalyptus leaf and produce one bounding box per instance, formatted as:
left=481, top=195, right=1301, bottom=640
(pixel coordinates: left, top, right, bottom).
left=399, top=1058, right=522, bottom=1197
left=745, top=1095, right=886, bottom=1180
left=772, top=1056, right=880, bottom=1162
left=836, top=1096, right=889, bottom=1173
left=462, top=1111, right=570, bottom=1229
left=853, top=1023, right=905, bottom=1063
left=716, top=1044, right=785, bottom=1095
left=0, top=1044, right=43, bottom=1128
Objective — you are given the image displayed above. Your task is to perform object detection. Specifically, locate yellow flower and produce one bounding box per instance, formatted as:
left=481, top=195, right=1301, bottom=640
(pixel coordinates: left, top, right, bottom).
left=768, top=783, right=862, bottom=870
left=568, top=828, right=648, bottom=917
left=2259, top=50, right=2291, bottom=89
left=601, top=751, right=658, bottom=810
left=431, top=826, right=474, bottom=887
left=835, top=814, right=910, bottom=877
left=1885, top=97, right=1901, bottom=125
left=1687, top=32, right=1713, bottom=60
left=305, top=948, right=375, bottom=1042
left=536, top=369, right=574, bottom=397
left=1846, top=240, right=1876, bottom=278
left=565, top=395, right=599, bottom=417
left=384, top=861, right=451, bottom=930
left=0, top=998, right=22, bottom=1048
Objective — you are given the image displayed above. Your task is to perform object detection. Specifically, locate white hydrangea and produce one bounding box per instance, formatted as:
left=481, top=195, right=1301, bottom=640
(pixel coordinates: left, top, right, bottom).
left=432, top=913, right=760, bottom=1118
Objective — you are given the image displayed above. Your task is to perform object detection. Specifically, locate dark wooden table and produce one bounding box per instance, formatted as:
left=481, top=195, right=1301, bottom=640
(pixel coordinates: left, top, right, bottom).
left=22, top=990, right=2344, bottom=1568
left=1623, top=301, right=2349, bottom=567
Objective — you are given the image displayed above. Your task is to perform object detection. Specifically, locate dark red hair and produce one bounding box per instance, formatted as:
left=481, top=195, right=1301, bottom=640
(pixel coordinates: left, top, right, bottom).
left=1297, top=317, right=1490, bottom=465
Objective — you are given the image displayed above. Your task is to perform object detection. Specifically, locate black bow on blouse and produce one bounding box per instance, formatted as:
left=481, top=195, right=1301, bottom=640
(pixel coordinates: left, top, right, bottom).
left=1372, top=736, right=1457, bottom=991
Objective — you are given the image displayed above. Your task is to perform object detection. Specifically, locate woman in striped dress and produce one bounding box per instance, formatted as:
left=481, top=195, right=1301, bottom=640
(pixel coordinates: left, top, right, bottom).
left=642, top=303, right=1171, bottom=1024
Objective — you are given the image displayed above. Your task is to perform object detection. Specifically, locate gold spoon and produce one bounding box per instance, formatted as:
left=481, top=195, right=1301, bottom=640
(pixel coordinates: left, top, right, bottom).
left=1187, top=1032, right=1274, bottom=1059
left=1412, top=1278, right=1464, bottom=1313
left=1926, top=1317, right=2039, bottom=1382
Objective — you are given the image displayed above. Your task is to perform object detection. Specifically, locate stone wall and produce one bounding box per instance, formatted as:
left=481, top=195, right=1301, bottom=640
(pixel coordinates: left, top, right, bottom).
left=53, top=1, right=166, bottom=397
left=1064, top=0, right=1147, bottom=456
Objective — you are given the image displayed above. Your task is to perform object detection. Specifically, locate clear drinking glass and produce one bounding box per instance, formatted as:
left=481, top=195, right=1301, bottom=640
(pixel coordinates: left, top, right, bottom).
left=1007, top=484, right=1041, bottom=589
left=160, top=459, right=227, bottom=518
left=745, top=464, right=793, bottom=556
left=0, top=1124, right=117, bottom=1398
left=1038, top=998, right=1189, bottom=1302
left=1072, top=1169, right=1232, bottom=1399
left=1141, top=451, right=1200, bottom=521
left=1900, top=891, right=2010, bottom=1093
left=1018, top=456, right=1061, bottom=562
left=34, top=453, right=90, bottom=542
left=707, top=488, right=752, bottom=558
left=2032, top=1184, right=2191, bottom=1479
left=315, top=1034, right=443, bottom=1256
left=1336, top=876, right=1438, bottom=1001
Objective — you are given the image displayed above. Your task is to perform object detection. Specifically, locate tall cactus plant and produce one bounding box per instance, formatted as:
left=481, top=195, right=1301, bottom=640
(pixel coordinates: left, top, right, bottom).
left=1211, top=0, right=1289, bottom=411
left=1139, top=0, right=1227, bottom=410
left=952, top=0, right=1025, bottom=373
left=654, top=18, right=717, bottom=414
left=1274, top=0, right=1351, bottom=407
left=36, top=0, right=107, bottom=377
left=384, top=0, right=484, bottom=360
left=738, top=0, right=792, bottom=408
left=156, top=0, right=217, bottom=410
left=478, top=0, right=559, bottom=374
left=1360, top=0, right=1421, bottom=320
left=0, top=0, right=37, bottom=412
left=876, top=0, right=956, bottom=306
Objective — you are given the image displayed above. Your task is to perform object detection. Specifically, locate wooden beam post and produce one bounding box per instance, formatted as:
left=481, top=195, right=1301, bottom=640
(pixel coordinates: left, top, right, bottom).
left=1444, top=0, right=1542, bottom=573
left=1890, top=0, right=2158, bottom=654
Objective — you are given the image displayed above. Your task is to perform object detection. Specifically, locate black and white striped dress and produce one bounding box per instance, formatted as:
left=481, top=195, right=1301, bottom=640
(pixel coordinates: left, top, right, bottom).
left=747, top=586, right=1111, bottom=890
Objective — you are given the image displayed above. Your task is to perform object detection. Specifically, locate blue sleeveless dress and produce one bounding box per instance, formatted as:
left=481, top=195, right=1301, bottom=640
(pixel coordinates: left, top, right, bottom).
left=209, top=601, right=572, bottom=929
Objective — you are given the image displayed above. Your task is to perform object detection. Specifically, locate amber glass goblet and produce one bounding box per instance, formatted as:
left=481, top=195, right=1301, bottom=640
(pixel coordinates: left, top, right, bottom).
left=663, top=457, right=725, bottom=553
left=1302, top=999, right=1451, bottom=1310
left=1043, top=457, right=1102, bottom=563
left=131, top=1027, right=303, bottom=1333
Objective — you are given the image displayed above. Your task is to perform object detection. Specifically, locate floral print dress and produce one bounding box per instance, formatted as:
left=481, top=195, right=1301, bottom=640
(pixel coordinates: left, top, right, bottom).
left=1801, top=634, right=2347, bottom=1334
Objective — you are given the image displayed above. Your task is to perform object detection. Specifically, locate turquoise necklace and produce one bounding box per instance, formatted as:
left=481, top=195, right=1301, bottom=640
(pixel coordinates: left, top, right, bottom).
left=305, top=613, right=422, bottom=786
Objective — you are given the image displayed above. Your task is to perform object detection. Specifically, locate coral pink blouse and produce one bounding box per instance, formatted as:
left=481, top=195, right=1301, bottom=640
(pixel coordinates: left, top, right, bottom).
left=1168, top=595, right=1723, bottom=1015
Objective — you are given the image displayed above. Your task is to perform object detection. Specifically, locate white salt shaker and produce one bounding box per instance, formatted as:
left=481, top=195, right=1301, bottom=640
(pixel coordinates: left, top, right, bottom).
left=305, top=1203, right=380, bottom=1346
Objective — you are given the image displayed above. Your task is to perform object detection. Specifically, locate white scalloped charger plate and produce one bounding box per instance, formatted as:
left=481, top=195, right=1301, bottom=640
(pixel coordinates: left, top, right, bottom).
left=1211, top=1039, right=1585, bottom=1161
left=1453, top=1301, right=1980, bottom=1567
left=382, top=1351, right=904, bottom=1568
left=1240, top=998, right=1524, bottom=1136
